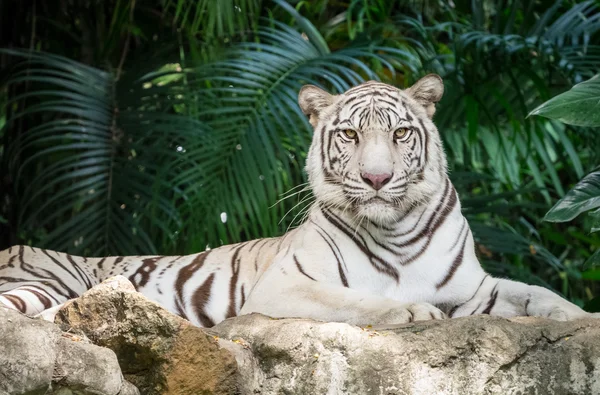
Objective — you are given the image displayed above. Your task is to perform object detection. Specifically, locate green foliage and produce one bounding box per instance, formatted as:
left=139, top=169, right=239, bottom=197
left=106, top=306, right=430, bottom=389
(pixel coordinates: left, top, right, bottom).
left=545, top=170, right=600, bottom=223
left=530, top=73, right=600, bottom=272
left=0, top=49, right=202, bottom=255
left=164, top=0, right=261, bottom=39
left=1, top=0, right=600, bottom=306
left=530, top=75, right=600, bottom=127
left=529, top=71, right=600, bottom=307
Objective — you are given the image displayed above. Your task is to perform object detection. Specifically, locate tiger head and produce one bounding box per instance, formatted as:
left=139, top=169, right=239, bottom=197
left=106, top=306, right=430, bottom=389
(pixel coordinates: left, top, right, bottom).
left=299, top=75, right=447, bottom=225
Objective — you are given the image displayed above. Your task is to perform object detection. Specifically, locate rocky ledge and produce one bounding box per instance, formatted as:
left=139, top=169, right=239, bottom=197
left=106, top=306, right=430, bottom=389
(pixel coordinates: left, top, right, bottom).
left=1, top=277, right=600, bottom=394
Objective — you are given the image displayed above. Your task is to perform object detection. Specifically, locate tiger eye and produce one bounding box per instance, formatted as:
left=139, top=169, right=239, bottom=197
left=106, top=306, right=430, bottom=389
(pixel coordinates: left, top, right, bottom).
left=343, top=129, right=357, bottom=139
left=394, top=128, right=409, bottom=139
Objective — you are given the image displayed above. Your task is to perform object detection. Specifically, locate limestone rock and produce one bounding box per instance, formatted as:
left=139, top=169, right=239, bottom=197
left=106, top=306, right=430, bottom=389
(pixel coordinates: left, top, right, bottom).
left=53, top=335, right=124, bottom=395
left=19, top=275, right=600, bottom=394
left=0, top=306, right=137, bottom=395
left=54, top=276, right=240, bottom=395
left=0, top=306, right=59, bottom=394
left=211, top=313, right=600, bottom=394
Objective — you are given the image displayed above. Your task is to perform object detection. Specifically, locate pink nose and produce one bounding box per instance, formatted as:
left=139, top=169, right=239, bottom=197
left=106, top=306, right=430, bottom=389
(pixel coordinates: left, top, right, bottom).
left=361, top=172, right=392, bottom=190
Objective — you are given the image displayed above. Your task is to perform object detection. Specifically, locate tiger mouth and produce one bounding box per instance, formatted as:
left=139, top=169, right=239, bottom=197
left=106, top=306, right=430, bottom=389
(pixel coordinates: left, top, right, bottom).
left=360, top=196, right=393, bottom=205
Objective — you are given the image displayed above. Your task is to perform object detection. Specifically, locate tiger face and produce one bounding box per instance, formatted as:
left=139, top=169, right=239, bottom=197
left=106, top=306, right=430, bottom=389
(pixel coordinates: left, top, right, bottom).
left=299, top=75, right=447, bottom=225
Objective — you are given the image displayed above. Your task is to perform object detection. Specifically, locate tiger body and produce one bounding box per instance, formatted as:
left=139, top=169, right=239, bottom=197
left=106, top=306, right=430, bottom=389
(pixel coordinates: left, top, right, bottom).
left=0, top=237, right=289, bottom=326
left=0, top=75, right=592, bottom=326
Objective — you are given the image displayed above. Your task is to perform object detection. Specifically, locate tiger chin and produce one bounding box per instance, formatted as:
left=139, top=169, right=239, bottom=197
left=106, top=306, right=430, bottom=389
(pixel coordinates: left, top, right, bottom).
left=0, top=74, right=596, bottom=328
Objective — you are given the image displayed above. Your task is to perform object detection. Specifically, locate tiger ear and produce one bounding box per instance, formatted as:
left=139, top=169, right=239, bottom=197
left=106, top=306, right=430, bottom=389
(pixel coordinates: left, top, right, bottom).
left=406, top=74, right=444, bottom=118
left=298, top=85, right=334, bottom=127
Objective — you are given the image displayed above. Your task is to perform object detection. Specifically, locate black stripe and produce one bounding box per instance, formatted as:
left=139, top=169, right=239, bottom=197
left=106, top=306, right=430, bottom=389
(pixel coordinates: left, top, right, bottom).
left=66, top=254, right=93, bottom=289
left=447, top=219, right=468, bottom=252
left=365, top=217, right=396, bottom=232
left=174, top=250, right=212, bottom=320
left=348, top=102, right=367, bottom=120
left=448, top=275, right=489, bottom=318
left=191, top=273, right=216, bottom=327
left=342, top=95, right=361, bottom=106
left=313, top=224, right=349, bottom=287
left=226, top=244, right=245, bottom=318
left=0, top=252, right=17, bottom=270
left=392, top=179, right=450, bottom=247
left=25, top=248, right=78, bottom=298
left=435, top=228, right=470, bottom=289
left=394, top=181, right=458, bottom=265
left=376, top=98, right=398, bottom=108
left=128, top=257, right=161, bottom=289
left=111, top=256, right=124, bottom=269
left=293, top=255, right=316, bottom=281
left=319, top=125, right=327, bottom=170
left=346, top=84, right=398, bottom=96
left=253, top=239, right=272, bottom=271
left=321, top=207, right=399, bottom=282
left=2, top=294, right=26, bottom=312
left=481, top=283, right=500, bottom=315
left=418, top=118, right=429, bottom=168
left=349, top=98, right=368, bottom=113
left=387, top=182, right=408, bottom=191
left=360, top=223, right=405, bottom=256
left=26, top=287, right=52, bottom=309
left=159, top=256, right=184, bottom=276
left=0, top=276, right=68, bottom=301
left=247, top=238, right=266, bottom=254
left=358, top=107, right=370, bottom=129
left=241, top=284, right=246, bottom=307
left=15, top=248, right=59, bottom=295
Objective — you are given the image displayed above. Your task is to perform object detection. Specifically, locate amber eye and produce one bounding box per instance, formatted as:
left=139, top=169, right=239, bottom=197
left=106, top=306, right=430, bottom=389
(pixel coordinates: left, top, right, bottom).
left=343, top=129, right=357, bottom=139
left=394, top=128, right=410, bottom=139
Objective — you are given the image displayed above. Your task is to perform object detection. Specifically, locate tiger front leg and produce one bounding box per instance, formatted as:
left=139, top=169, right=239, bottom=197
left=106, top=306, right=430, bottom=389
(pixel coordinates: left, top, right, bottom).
left=451, top=276, right=591, bottom=320
left=240, top=278, right=446, bottom=326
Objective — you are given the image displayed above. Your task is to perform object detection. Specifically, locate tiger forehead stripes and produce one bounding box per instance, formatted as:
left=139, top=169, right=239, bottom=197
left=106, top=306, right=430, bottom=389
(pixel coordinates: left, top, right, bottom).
left=0, top=75, right=595, bottom=328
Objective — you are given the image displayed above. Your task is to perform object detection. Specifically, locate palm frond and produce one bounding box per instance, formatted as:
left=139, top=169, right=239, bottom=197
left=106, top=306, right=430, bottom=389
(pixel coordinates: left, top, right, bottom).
left=0, top=49, right=207, bottom=255
left=163, top=0, right=262, bottom=39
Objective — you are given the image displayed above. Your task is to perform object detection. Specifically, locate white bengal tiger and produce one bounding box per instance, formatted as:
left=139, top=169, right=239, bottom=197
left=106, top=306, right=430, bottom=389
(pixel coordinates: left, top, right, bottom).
left=0, top=75, right=593, bottom=326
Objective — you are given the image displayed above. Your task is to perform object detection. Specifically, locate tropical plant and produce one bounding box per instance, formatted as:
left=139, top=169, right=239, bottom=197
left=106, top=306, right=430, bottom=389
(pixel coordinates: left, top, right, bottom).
left=530, top=75, right=600, bottom=308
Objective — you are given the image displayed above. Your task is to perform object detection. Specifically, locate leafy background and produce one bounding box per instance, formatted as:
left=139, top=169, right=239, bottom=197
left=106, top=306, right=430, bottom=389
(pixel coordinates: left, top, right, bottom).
left=0, top=0, right=599, bottom=308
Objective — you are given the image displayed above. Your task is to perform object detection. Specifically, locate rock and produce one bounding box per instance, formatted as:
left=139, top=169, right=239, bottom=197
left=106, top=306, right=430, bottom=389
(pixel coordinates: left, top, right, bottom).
left=210, top=313, right=600, bottom=394
left=0, top=306, right=59, bottom=394
left=53, top=335, right=124, bottom=395
left=0, top=305, right=137, bottom=395
left=117, top=381, right=141, bottom=395
left=54, top=276, right=240, bottom=395
left=25, top=275, right=599, bottom=394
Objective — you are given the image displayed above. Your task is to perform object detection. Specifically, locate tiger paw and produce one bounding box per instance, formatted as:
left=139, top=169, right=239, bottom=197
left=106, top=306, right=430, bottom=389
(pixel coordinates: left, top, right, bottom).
left=528, top=298, right=589, bottom=321
left=369, top=302, right=446, bottom=325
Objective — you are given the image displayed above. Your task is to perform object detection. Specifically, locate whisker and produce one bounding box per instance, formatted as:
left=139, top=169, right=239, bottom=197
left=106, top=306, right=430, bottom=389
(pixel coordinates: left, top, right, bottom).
left=270, top=184, right=311, bottom=209
left=280, top=193, right=315, bottom=226
left=278, top=182, right=310, bottom=197
left=285, top=197, right=317, bottom=231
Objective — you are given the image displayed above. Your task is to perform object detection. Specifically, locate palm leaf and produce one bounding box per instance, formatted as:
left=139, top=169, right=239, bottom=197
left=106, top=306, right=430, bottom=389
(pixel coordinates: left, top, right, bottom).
left=0, top=49, right=206, bottom=255
left=164, top=0, right=261, bottom=39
